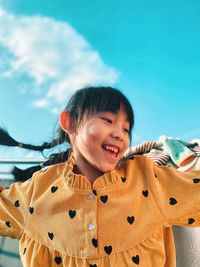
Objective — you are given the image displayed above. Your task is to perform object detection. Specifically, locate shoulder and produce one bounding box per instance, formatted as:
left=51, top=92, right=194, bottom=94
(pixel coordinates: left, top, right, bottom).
left=117, top=154, right=154, bottom=176
left=118, top=154, right=154, bottom=170
left=27, top=161, right=66, bottom=192
left=114, top=155, right=158, bottom=188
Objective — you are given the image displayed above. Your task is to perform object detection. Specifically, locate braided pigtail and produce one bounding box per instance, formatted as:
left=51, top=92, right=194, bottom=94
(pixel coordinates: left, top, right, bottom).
left=0, top=126, right=72, bottom=182
left=12, top=165, right=42, bottom=182
left=0, top=127, right=66, bottom=151
left=12, top=148, right=72, bottom=182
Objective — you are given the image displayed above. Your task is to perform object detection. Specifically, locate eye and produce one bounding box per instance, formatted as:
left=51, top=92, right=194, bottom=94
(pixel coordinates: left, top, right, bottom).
left=124, top=128, right=130, bottom=134
left=101, top=117, right=112, bottom=124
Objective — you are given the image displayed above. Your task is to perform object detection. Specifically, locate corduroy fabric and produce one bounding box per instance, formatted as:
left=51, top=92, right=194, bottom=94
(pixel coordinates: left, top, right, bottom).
left=1, top=154, right=200, bottom=266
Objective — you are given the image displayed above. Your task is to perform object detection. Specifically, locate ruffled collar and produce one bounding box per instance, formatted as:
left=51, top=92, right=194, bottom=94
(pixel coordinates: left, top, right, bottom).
left=61, top=152, right=124, bottom=190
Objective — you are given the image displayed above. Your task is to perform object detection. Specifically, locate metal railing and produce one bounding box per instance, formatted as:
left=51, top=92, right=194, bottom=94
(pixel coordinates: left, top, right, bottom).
left=0, top=159, right=46, bottom=164
left=0, top=158, right=45, bottom=179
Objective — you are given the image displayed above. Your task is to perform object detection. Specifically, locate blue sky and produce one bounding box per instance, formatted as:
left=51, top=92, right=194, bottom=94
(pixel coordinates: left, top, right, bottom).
left=0, top=0, right=200, bottom=165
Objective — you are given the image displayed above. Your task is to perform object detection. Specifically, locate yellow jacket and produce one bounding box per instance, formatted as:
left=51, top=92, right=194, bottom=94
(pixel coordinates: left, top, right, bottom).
left=0, top=154, right=200, bottom=266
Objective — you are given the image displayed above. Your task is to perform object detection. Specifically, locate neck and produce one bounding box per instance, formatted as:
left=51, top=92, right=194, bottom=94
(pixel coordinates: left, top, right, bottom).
left=72, top=154, right=103, bottom=185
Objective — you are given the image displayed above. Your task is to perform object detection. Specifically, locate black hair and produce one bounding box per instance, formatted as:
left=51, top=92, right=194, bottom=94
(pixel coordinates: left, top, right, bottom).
left=0, top=86, right=134, bottom=181
left=64, top=86, right=134, bottom=140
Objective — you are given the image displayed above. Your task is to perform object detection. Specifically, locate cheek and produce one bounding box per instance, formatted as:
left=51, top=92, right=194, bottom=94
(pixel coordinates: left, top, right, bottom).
left=76, top=124, right=102, bottom=149
left=84, top=123, right=102, bottom=141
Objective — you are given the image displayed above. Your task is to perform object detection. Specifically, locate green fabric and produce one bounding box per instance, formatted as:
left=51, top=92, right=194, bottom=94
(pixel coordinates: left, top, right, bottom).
left=159, top=136, right=194, bottom=166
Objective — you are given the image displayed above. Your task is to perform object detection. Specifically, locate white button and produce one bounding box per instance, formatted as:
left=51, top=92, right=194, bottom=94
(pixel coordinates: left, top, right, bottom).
left=88, top=224, right=95, bottom=231
left=87, top=194, right=94, bottom=201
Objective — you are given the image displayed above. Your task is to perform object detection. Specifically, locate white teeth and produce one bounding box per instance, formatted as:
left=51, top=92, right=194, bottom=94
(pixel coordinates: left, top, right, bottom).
left=103, top=145, right=119, bottom=154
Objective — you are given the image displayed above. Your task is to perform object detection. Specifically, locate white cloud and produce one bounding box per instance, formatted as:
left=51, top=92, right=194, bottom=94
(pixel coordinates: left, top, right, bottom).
left=0, top=6, right=119, bottom=110
left=33, top=98, right=50, bottom=108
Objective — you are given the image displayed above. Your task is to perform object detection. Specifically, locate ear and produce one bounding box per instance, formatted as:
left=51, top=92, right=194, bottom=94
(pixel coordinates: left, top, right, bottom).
left=59, top=111, right=74, bottom=134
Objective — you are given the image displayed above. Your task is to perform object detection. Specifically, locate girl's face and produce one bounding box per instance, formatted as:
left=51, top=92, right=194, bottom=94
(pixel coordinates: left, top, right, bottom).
left=71, top=106, right=130, bottom=178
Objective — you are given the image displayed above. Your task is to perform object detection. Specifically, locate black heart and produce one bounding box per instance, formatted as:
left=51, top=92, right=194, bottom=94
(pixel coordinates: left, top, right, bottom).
left=142, top=190, right=148, bottom=197
left=29, top=207, right=34, bottom=214
left=90, top=264, right=97, bottom=267
left=104, top=245, right=112, bottom=255
left=51, top=186, right=58, bottom=193
left=100, top=195, right=108, bottom=203
left=92, top=238, right=98, bottom=248
left=169, top=198, right=177, bottom=205
left=15, top=200, right=20, bottom=207
left=188, top=218, right=195, bottom=224
left=55, top=256, right=62, bottom=265
left=92, top=190, right=97, bottom=196
left=69, top=210, right=76, bottom=219
left=193, top=178, right=200, bottom=184
left=48, top=232, right=54, bottom=240
left=5, top=221, right=11, bottom=228
left=121, top=177, right=126, bottom=183
left=127, top=216, right=135, bottom=224
left=23, top=248, right=26, bottom=255
left=132, top=254, right=140, bottom=264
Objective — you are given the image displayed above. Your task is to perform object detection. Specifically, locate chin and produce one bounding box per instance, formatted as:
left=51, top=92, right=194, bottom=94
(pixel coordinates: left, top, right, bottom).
left=99, top=163, right=116, bottom=173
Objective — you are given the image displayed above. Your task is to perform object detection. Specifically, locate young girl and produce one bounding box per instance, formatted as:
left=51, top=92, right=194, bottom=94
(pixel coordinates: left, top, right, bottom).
left=0, top=86, right=200, bottom=267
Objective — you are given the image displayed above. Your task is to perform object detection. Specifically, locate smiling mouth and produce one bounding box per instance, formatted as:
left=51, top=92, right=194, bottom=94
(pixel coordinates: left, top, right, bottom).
left=102, top=144, right=119, bottom=158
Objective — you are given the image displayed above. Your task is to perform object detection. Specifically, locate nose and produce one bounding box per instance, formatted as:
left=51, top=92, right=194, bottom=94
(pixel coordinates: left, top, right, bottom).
left=111, top=128, right=124, bottom=141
